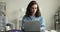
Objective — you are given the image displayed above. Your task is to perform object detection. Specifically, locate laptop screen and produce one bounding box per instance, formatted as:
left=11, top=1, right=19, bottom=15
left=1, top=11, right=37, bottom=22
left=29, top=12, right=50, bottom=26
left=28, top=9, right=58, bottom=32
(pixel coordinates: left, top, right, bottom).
left=24, top=21, right=40, bottom=31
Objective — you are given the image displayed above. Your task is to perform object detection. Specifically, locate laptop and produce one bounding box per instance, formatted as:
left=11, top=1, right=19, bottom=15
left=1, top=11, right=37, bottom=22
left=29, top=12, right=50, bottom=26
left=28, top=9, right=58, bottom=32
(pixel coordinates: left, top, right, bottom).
left=24, top=21, right=40, bottom=32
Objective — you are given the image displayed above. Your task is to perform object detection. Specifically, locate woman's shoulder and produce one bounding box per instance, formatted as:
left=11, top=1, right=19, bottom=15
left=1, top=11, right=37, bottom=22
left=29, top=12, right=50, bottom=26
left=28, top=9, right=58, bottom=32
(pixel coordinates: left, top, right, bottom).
left=37, top=16, right=43, bottom=18
left=22, top=15, right=31, bottom=21
left=23, top=15, right=28, bottom=18
left=22, top=15, right=30, bottom=19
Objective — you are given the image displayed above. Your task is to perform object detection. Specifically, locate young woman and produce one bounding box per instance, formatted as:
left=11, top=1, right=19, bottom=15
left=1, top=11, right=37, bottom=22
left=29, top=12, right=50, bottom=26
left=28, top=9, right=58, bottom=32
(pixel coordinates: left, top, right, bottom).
left=21, top=1, right=46, bottom=32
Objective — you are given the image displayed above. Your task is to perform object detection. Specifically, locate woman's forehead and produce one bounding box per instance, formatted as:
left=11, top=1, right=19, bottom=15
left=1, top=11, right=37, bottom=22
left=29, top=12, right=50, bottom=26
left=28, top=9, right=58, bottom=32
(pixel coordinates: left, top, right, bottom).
left=31, top=4, right=37, bottom=8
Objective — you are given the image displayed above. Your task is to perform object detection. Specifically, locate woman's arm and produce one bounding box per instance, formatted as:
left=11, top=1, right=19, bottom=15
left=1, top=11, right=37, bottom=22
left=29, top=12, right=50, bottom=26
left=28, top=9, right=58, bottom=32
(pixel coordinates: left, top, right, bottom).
left=21, top=16, right=25, bottom=30
left=21, top=16, right=27, bottom=31
left=40, top=16, right=46, bottom=32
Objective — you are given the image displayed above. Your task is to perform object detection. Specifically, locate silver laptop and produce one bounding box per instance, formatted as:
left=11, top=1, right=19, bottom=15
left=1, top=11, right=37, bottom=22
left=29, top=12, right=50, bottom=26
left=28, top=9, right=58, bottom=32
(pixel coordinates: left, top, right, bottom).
left=24, top=21, right=40, bottom=32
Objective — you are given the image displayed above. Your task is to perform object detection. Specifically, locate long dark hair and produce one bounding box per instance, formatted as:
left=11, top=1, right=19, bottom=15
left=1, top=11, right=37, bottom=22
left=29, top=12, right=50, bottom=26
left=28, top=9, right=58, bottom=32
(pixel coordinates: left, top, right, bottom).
left=25, top=1, right=41, bottom=17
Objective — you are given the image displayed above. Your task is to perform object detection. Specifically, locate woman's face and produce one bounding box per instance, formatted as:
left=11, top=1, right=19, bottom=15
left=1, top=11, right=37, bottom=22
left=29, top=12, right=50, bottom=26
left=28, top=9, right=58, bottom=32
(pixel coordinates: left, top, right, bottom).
left=30, top=4, right=37, bottom=14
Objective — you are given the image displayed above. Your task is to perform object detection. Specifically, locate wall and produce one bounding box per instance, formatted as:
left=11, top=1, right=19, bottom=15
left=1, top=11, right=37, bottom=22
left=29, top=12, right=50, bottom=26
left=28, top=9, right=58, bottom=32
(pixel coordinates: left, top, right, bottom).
left=6, top=0, right=60, bottom=30
left=0, top=0, right=5, bottom=2
left=59, top=0, right=60, bottom=6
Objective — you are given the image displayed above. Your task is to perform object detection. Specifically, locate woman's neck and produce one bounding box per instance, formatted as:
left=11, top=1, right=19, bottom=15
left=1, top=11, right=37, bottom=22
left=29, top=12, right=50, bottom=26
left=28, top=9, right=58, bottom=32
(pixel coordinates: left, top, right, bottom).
left=31, top=13, right=35, bottom=17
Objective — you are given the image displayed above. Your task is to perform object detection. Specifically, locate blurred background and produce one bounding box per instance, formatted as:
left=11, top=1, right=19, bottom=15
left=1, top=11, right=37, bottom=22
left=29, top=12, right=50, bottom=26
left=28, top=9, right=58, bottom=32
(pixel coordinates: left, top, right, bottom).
left=0, top=0, right=60, bottom=32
